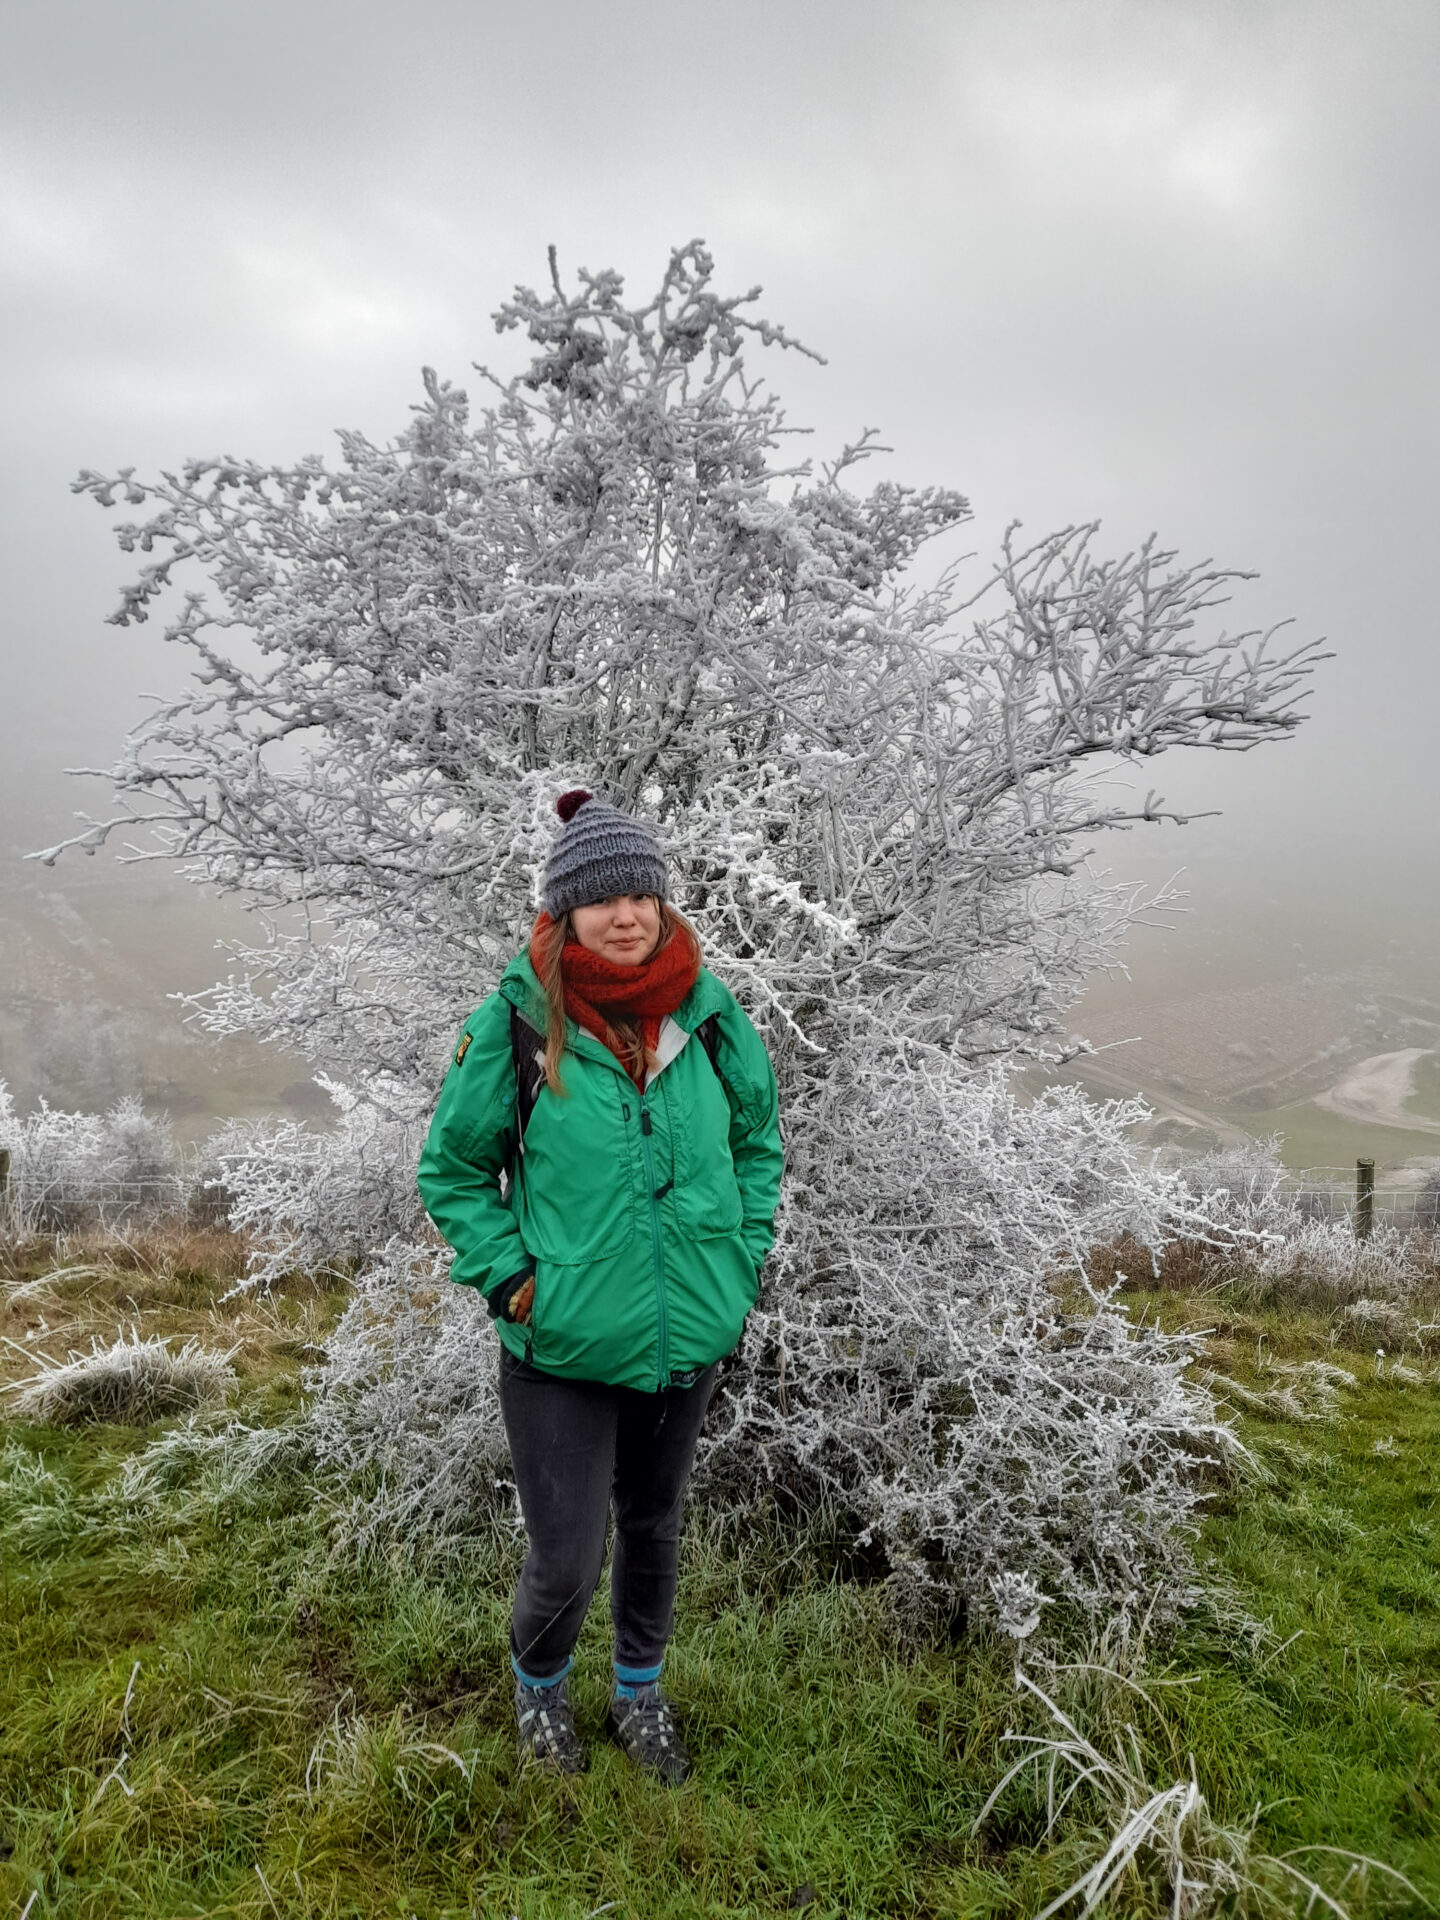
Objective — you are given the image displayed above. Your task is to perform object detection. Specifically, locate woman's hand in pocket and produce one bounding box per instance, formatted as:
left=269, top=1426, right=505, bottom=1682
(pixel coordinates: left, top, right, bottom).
left=508, top=1275, right=536, bottom=1327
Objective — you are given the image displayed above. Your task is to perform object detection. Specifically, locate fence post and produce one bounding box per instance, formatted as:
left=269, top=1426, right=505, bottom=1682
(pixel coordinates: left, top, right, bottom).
left=1355, top=1157, right=1375, bottom=1240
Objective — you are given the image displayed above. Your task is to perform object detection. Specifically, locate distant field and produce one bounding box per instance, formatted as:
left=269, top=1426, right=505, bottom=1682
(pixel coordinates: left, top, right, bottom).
left=1058, top=952, right=1440, bottom=1172
left=1217, top=1100, right=1440, bottom=1176
left=1408, top=1049, right=1440, bottom=1124
left=1025, top=1057, right=1440, bottom=1175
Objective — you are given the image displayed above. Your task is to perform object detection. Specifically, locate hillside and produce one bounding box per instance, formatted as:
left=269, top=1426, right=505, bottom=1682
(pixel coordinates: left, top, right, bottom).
left=2, top=1227, right=1436, bottom=1919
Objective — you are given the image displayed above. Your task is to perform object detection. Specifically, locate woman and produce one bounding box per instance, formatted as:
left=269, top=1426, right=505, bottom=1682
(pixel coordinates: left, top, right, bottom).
left=418, top=790, right=783, bottom=1783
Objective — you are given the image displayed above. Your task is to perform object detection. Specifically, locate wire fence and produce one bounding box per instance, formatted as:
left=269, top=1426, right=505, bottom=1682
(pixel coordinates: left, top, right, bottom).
left=1, top=1153, right=1436, bottom=1239
left=0, top=1166, right=230, bottom=1235
left=1274, top=1166, right=1440, bottom=1233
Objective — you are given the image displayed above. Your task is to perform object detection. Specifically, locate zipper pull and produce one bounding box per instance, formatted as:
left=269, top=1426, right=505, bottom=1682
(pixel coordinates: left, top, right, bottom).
left=621, top=1102, right=631, bottom=1121
left=640, top=1108, right=653, bottom=1136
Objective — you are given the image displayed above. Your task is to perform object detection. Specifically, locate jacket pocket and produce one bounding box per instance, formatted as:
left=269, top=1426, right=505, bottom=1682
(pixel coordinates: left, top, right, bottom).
left=660, top=1230, right=757, bottom=1375
left=529, top=1250, right=655, bottom=1384
left=673, top=1170, right=744, bottom=1238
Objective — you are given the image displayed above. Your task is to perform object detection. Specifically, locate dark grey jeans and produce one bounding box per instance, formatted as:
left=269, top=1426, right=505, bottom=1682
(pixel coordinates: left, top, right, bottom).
left=497, top=1345, right=719, bottom=1682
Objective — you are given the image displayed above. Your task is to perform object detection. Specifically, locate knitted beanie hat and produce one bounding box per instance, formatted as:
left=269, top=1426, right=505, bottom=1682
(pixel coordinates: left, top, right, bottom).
left=541, top=789, right=669, bottom=918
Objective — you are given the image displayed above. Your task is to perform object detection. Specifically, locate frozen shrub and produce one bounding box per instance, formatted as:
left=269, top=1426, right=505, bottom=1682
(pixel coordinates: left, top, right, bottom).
left=302, top=1242, right=510, bottom=1549
left=0, top=1083, right=185, bottom=1233
left=1173, top=1138, right=1299, bottom=1242
left=697, top=1055, right=1240, bottom=1628
left=6, top=1330, right=236, bottom=1426
left=305, top=1065, right=1241, bottom=1629
left=207, top=1087, right=428, bottom=1289
left=99, top=1095, right=175, bottom=1189
left=1250, top=1217, right=1435, bottom=1309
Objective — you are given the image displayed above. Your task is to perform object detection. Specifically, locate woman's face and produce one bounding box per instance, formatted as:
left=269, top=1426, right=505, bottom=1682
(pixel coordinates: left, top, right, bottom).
left=570, top=894, right=663, bottom=966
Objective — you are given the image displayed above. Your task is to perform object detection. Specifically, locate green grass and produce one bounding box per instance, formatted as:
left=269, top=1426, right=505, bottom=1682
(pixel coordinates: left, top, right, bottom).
left=1208, top=1101, right=1440, bottom=1174
left=1406, top=1051, right=1440, bottom=1128
left=1130, top=1292, right=1440, bottom=1892
left=1, top=1259, right=1437, bottom=1917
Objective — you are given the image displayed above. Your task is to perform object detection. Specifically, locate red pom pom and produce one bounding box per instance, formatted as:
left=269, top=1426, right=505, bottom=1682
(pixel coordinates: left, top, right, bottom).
left=555, top=788, right=593, bottom=823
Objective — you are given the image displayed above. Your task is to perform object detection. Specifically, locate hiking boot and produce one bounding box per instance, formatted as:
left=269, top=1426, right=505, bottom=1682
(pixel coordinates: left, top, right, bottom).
left=607, top=1681, right=690, bottom=1784
left=514, top=1675, right=586, bottom=1775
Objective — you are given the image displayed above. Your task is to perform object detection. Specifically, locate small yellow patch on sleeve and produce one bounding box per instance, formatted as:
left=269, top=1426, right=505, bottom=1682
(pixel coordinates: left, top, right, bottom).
left=455, top=1033, right=472, bottom=1066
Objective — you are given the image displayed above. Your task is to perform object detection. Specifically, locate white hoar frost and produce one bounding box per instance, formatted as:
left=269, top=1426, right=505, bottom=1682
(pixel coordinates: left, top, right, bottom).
left=48, top=245, right=1328, bottom=1634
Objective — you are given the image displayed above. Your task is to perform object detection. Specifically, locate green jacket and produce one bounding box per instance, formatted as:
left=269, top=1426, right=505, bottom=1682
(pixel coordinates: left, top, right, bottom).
left=417, top=952, right=784, bottom=1392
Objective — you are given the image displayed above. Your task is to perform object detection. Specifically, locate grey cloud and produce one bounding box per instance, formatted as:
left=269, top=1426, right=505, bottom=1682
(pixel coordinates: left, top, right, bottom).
left=2, top=0, right=1436, bottom=887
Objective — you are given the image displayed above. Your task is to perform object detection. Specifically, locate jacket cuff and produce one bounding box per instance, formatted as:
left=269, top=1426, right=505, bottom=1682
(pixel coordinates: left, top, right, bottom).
left=486, top=1268, right=534, bottom=1322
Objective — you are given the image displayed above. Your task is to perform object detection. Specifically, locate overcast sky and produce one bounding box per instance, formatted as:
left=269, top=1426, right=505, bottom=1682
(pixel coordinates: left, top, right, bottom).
left=3, top=0, right=1436, bottom=954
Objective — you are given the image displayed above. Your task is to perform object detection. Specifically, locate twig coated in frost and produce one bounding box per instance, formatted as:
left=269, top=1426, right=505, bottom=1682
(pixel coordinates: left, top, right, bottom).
left=120, top=1659, right=141, bottom=1738
left=88, top=1748, right=135, bottom=1810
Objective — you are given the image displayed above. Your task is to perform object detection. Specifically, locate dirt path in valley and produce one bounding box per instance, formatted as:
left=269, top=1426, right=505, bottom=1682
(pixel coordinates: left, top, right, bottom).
left=1061, top=1055, right=1253, bottom=1146
left=1314, top=1048, right=1440, bottom=1133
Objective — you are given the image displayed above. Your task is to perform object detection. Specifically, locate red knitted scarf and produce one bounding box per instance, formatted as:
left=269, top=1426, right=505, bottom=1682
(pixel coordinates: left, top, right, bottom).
left=530, top=912, right=701, bottom=1088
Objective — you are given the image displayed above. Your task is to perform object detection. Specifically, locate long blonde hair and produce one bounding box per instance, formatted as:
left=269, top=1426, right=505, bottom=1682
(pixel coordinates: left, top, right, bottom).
left=534, top=901, right=701, bottom=1094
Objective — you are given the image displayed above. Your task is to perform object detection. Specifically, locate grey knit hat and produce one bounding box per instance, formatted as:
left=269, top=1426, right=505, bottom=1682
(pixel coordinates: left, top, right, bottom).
left=542, top=789, right=669, bottom=917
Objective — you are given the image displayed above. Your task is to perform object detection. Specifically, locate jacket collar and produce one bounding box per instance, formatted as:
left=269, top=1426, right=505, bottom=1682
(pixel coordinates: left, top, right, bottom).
left=498, top=949, right=727, bottom=1073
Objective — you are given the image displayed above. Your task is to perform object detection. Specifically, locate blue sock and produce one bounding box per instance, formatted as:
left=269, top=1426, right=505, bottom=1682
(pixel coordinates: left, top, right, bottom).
left=513, top=1653, right=572, bottom=1690
left=613, top=1660, right=663, bottom=1699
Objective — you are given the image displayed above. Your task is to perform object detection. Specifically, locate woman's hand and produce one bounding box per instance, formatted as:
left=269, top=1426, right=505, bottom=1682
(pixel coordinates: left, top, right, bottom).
left=509, top=1275, right=536, bottom=1327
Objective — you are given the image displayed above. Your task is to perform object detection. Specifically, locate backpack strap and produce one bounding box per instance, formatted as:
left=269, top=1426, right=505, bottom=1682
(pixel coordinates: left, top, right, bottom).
left=691, top=1012, right=754, bottom=1135
left=692, top=1012, right=722, bottom=1077
left=507, top=1003, right=546, bottom=1182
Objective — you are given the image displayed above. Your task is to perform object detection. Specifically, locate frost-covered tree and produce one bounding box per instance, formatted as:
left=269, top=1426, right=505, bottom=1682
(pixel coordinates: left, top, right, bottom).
left=54, top=242, right=1319, bottom=1091
left=53, top=244, right=1323, bottom=1627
